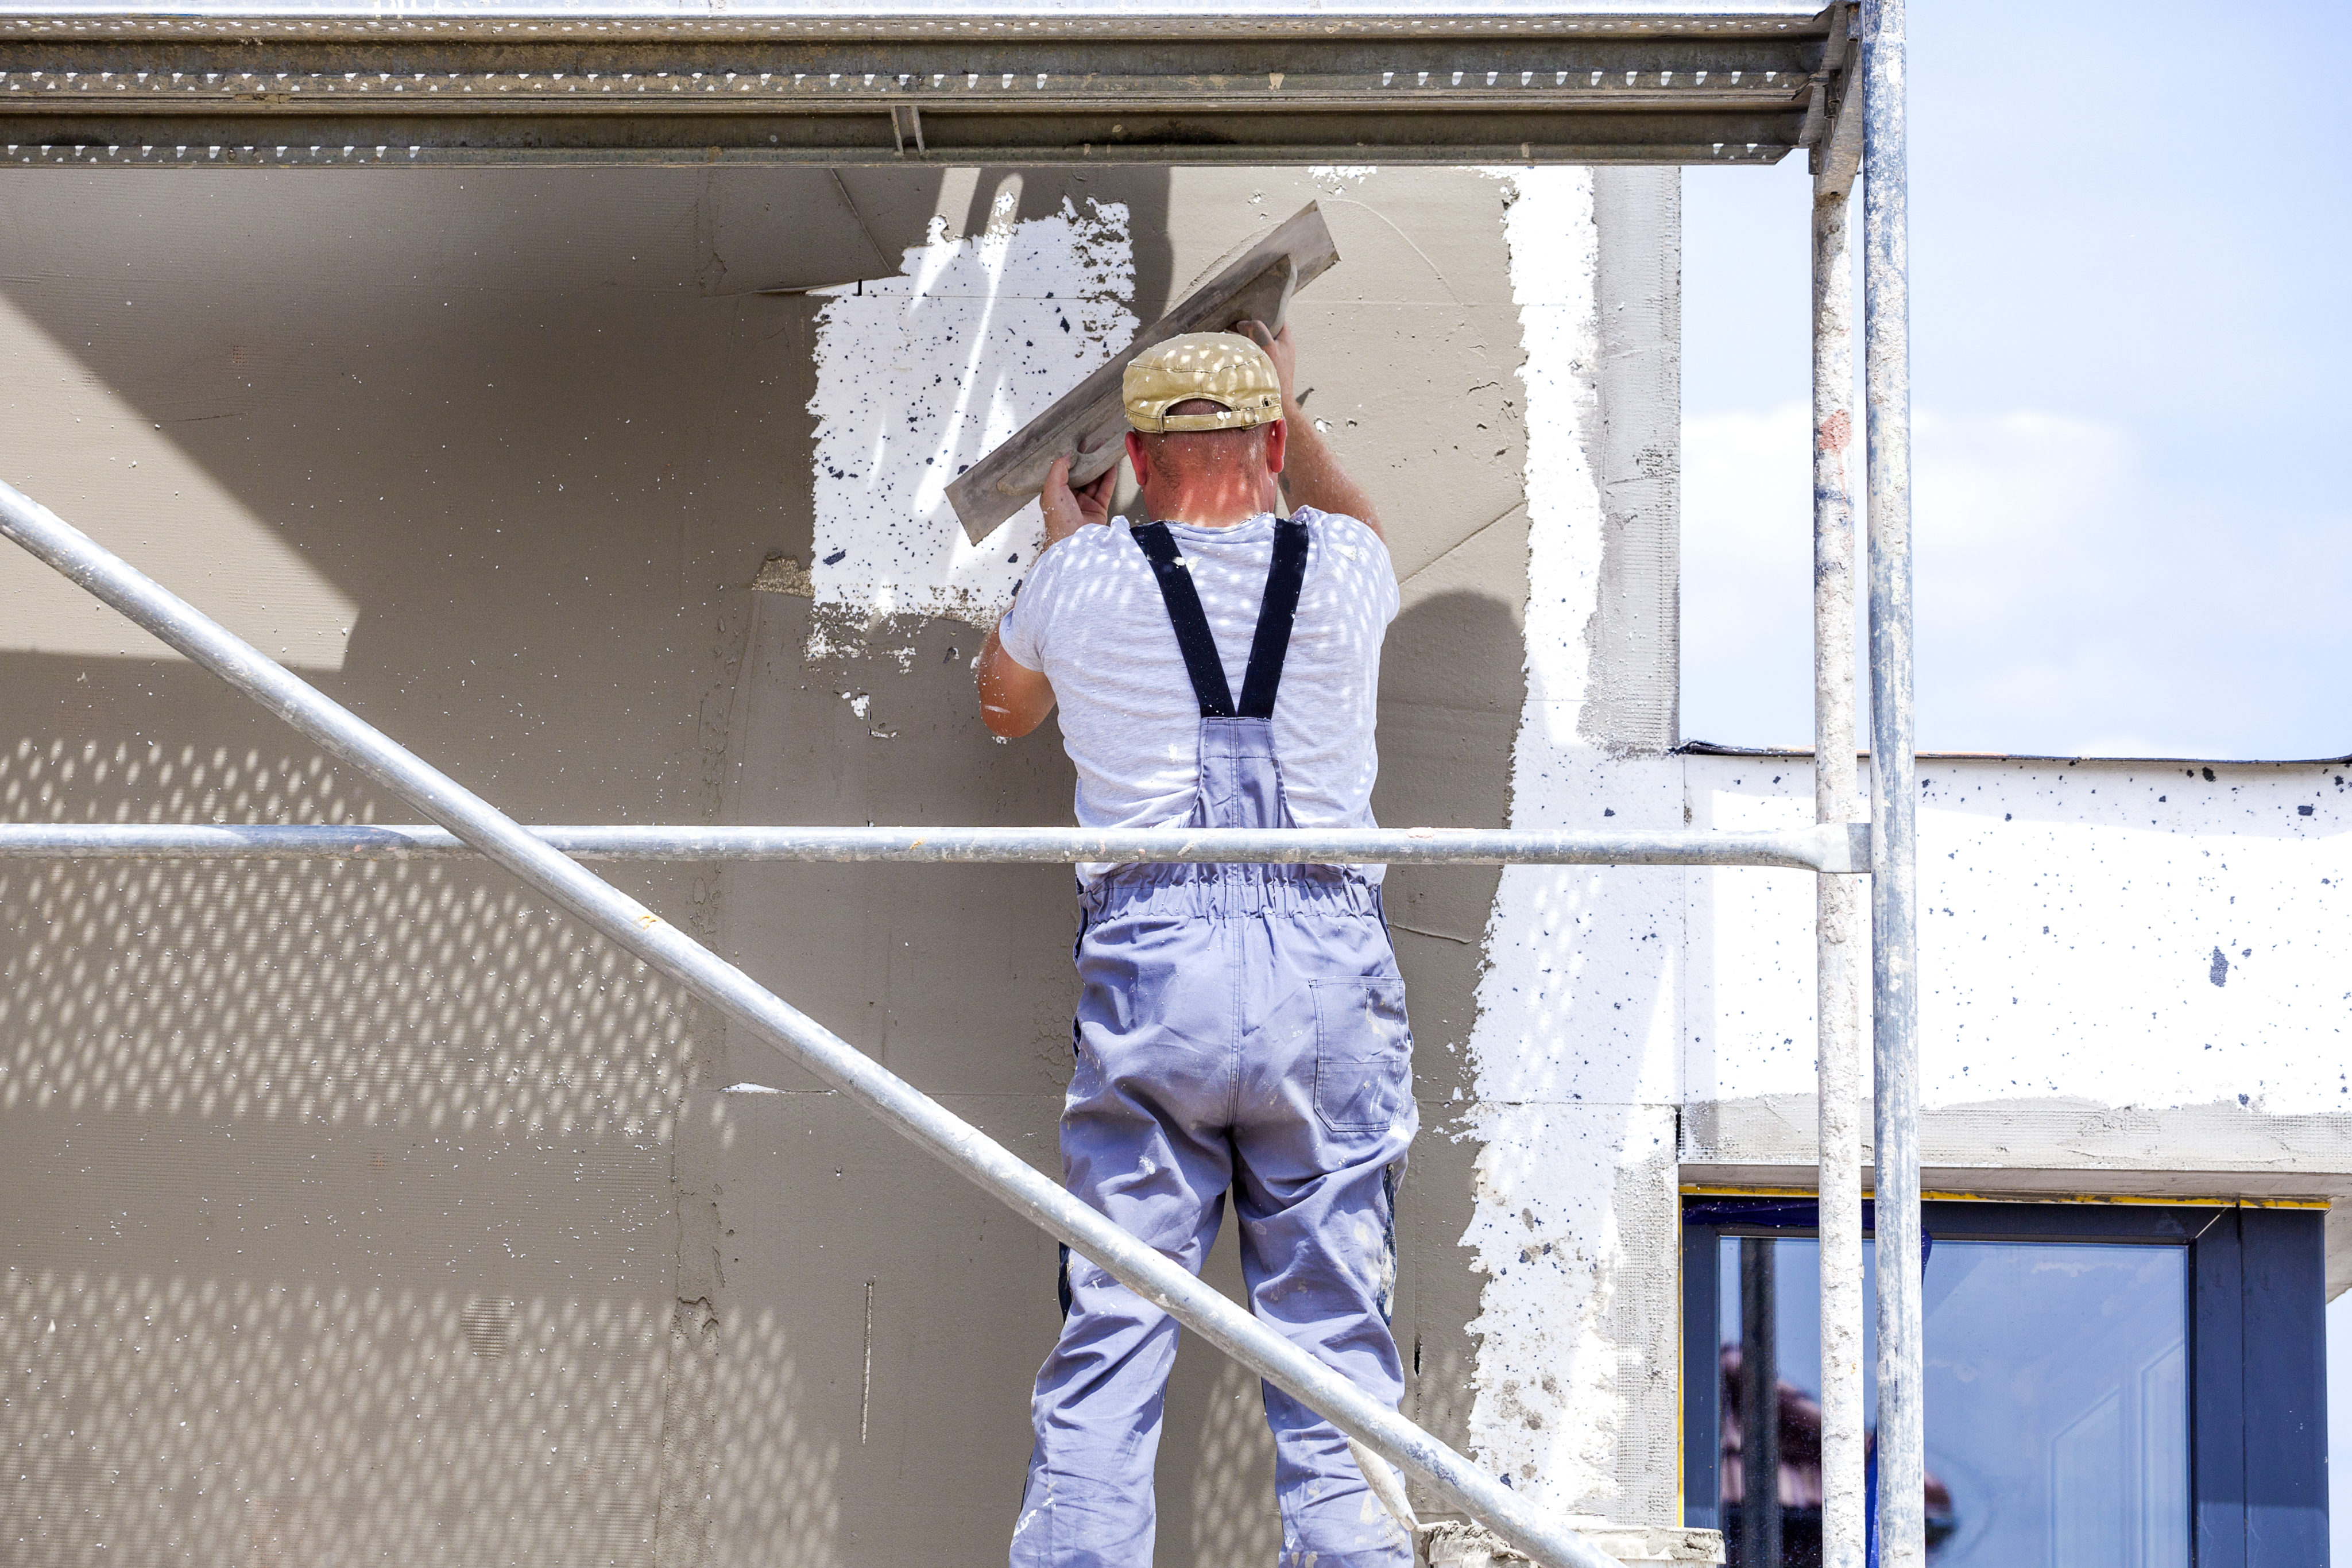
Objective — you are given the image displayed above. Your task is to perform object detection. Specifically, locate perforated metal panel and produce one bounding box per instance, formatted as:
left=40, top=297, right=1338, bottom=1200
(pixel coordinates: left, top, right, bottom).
left=0, top=2, right=1851, bottom=167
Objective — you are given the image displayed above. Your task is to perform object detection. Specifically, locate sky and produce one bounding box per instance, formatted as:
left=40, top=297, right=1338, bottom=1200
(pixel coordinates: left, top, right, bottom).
left=1678, top=0, right=2351, bottom=760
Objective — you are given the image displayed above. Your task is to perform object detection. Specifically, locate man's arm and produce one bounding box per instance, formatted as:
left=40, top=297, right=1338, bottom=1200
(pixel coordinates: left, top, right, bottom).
left=1239, top=320, right=1384, bottom=541
left=977, top=625, right=1054, bottom=738
left=975, top=454, right=1116, bottom=738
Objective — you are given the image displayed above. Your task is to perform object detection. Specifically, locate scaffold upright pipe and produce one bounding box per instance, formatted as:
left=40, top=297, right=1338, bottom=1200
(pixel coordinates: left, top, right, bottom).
left=0, top=477, right=1630, bottom=1568
left=1812, top=153, right=1870, bottom=1568
left=1861, top=2, right=1924, bottom=1566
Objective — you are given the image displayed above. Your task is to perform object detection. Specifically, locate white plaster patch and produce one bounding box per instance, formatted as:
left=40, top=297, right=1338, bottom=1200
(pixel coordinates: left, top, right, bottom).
left=805, top=196, right=1134, bottom=651
left=1450, top=167, right=1685, bottom=1517
left=1455, top=1102, right=1669, bottom=1497
left=1687, top=758, right=2352, bottom=1117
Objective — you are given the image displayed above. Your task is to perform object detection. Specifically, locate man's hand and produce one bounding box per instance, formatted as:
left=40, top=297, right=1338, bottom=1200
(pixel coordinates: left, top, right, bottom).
left=1233, top=319, right=1383, bottom=540
left=1237, top=319, right=1298, bottom=414
left=1041, top=453, right=1117, bottom=551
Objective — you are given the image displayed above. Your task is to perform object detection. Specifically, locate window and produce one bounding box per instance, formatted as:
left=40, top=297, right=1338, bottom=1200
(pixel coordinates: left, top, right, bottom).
left=1680, top=1198, right=2327, bottom=1568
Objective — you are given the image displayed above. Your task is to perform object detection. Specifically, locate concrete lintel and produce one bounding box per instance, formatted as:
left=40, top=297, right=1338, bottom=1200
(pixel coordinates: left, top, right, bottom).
left=1681, top=1092, right=2352, bottom=1293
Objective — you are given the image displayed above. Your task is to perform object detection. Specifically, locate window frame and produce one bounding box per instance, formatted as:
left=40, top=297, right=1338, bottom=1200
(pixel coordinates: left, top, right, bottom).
left=1678, top=1195, right=2328, bottom=1567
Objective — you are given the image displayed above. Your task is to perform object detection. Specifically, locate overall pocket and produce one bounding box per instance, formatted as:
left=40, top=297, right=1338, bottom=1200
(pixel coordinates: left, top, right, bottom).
left=1310, top=978, right=1413, bottom=1132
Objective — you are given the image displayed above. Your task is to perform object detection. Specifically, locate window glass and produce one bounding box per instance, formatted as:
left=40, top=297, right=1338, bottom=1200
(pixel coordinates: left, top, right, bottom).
left=1715, top=1235, right=2189, bottom=1567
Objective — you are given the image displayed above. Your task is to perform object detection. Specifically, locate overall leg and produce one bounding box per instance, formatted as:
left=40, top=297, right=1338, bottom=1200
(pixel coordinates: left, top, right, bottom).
left=1232, top=901, right=1418, bottom=1568
left=1013, top=896, right=1236, bottom=1568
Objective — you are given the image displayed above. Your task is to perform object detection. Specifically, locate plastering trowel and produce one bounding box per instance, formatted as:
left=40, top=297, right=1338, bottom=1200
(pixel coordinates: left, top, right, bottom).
left=946, top=201, right=1340, bottom=543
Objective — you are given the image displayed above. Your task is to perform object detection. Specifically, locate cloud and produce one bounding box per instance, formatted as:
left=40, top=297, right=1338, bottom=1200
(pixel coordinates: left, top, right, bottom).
left=1682, top=403, right=2350, bottom=758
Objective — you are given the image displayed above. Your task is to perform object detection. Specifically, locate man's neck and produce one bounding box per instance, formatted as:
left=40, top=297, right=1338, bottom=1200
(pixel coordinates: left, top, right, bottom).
left=1139, top=482, right=1278, bottom=529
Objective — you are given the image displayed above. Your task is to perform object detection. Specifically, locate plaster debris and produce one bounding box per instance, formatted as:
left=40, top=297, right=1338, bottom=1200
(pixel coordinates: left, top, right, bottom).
left=804, top=196, right=1135, bottom=653
left=1426, top=1517, right=1725, bottom=1566
left=752, top=554, right=814, bottom=597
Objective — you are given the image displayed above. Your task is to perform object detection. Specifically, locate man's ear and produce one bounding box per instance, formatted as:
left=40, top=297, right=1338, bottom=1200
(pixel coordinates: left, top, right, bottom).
left=1262, top=417, right=1287, bottom=477
left=1125, top=429, right=1151, bottom=491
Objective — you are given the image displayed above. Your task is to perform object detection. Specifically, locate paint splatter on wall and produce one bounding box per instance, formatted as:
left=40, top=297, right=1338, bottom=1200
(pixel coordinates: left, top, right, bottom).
left=805, top=193, right=1134, bottom=653
left=1688, top=758, right=2352, bottom=1116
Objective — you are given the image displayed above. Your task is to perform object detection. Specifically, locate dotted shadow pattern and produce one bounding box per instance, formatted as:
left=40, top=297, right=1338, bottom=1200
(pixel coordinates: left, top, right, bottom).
left=2, top=736, right=694, bottom=1135
left=0, top=734, right=785, bottom=1566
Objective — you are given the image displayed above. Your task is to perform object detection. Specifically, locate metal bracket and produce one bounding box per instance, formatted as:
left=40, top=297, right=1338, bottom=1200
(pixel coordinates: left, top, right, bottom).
left=1816, top=821, right=1874, bottom=875
left=890, top=102, right=925, bottom=156
left=1811, top=1, right=1865, bottom=195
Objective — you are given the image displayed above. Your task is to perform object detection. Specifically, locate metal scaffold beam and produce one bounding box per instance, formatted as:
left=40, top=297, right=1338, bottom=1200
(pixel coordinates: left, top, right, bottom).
left=1805, top=6, right=1869, bottom=1567
left=1809, top=26, right=1867, bottom=1568
left=0, top=3, right=1848, bottom=167
left=0, top=820, right=1871, bottom=870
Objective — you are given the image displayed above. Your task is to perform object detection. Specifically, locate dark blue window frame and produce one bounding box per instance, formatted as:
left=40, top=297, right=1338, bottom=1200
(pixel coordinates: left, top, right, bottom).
left=1679, top=1197, right=2328, bottom=1566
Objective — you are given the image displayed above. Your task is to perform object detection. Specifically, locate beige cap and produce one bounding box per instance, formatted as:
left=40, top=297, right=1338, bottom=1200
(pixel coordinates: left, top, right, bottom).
left=1121, top=331, right=1283, bottom=433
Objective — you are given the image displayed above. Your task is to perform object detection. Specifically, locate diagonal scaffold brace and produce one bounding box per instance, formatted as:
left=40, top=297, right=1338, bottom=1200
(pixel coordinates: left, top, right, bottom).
left=0, top=476, right=1634, bottom=1568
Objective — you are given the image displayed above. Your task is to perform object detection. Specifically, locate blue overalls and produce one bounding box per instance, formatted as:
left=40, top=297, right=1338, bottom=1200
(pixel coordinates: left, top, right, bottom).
left=1010, top=517, right=1419, bottom=1568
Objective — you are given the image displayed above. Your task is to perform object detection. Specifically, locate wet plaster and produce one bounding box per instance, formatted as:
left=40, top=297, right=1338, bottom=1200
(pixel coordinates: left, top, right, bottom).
left=679, top=163, right=1539, bottom=1568
left=1442, top=165, right=1685, bottom=1529
left=803, top=188, right=1138, bottom=645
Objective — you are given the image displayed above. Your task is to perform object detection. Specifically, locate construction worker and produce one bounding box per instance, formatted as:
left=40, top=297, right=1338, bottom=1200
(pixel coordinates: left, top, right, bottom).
left=978, top=323, right=1415, bottom=1568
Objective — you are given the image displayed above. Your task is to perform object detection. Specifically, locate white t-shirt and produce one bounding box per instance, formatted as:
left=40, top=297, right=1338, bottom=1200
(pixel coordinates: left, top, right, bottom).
left=997, top=506, right=1399, bottom=885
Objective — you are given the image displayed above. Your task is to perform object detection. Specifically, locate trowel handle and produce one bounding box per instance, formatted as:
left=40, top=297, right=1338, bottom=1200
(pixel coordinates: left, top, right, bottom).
left=1067, top=429, right=1125, bottom=489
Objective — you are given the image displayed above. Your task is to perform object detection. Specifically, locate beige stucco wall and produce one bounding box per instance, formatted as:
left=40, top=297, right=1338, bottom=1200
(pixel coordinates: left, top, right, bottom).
left=0, top=164, right=1604, bottom=1564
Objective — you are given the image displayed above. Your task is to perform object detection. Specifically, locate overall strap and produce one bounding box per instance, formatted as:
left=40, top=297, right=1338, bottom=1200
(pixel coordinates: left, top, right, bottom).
left=1236, top=517, right=1310, bottom=719
left=1131, top=518, right=1313, bottom=720
left=1132, top=521, right=1236, bottom=718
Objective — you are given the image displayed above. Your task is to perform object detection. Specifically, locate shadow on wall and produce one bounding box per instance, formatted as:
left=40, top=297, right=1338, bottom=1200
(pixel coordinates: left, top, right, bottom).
left=0, top=164, right=1198, bottom=1567
left=0, top=718, right=724, bottom=1563
left=0, top=163, right=1565, bottom=1564
left=0, top=718, right=697, bottom=1136
left=0, top=1272, right=847, bottom=1567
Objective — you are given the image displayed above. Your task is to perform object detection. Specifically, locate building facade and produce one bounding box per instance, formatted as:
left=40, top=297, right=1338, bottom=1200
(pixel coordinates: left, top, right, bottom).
left=1, top=160, right=2339, bottom=1566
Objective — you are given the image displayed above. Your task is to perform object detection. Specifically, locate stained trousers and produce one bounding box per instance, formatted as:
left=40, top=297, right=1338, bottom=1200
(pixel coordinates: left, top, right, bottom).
left=1011, top=866, right=1419, bottom=1568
